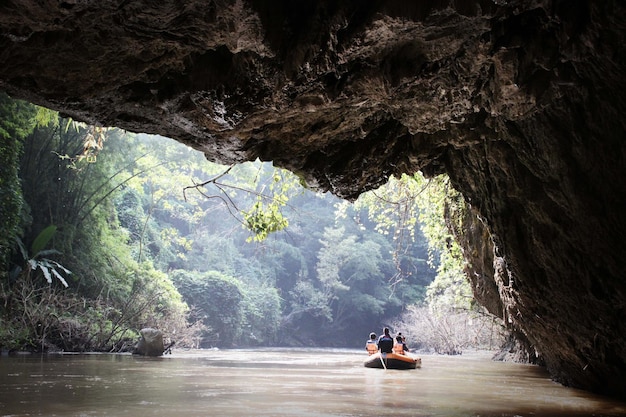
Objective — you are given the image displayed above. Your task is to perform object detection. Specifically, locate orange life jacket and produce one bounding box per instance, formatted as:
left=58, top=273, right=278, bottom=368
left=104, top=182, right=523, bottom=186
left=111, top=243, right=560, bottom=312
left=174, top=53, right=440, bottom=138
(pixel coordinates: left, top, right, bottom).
left=366, top=341, right=378, bottom=355
left=393, top=342, right=405, bottom=355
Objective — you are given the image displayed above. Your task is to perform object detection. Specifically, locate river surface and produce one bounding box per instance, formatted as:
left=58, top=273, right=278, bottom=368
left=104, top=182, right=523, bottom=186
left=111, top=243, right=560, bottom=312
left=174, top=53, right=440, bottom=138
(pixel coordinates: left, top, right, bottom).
left=1, top=348, right=625, bottom=417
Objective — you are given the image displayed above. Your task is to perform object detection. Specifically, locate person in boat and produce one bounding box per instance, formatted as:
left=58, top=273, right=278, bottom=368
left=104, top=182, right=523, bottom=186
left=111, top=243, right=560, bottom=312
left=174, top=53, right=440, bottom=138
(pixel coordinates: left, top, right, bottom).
left=377, top=327, right=394, bottom=354
left=393, top=334, right=410, bottom=355
left=365, top=332, right=378, bottom=355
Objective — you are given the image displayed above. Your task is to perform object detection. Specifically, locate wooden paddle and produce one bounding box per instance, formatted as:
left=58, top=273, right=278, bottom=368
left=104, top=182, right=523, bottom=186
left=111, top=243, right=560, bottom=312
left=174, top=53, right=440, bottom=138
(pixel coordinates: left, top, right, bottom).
left=379, top=352, right=387, bottom=370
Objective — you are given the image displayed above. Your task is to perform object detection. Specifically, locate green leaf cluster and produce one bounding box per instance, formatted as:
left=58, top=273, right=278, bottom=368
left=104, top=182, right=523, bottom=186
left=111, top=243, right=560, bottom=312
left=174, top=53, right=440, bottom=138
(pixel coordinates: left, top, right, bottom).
left=242, top=198, right=289, bottom=242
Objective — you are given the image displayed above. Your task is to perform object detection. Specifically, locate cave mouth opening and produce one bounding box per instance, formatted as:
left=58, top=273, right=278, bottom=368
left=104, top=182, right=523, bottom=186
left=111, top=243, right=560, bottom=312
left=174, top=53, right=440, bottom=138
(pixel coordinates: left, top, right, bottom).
left=1, top=0, right=625, bottom=400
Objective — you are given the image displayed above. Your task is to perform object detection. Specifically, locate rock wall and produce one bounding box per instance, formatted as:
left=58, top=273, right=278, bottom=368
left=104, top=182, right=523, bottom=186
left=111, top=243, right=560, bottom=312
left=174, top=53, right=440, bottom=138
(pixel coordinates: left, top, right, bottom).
left=1, top=0, right=625, bottom=398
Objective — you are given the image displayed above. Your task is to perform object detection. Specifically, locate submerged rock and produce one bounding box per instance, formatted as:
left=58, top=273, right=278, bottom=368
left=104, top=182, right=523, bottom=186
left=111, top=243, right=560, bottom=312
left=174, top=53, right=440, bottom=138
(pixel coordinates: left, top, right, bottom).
left=134, top=328, right=164, bottom=357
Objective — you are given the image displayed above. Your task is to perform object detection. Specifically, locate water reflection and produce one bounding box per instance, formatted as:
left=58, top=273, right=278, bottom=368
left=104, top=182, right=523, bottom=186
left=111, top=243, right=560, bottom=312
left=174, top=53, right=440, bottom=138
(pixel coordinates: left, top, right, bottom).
left=0, top=349, right=624, bottom=416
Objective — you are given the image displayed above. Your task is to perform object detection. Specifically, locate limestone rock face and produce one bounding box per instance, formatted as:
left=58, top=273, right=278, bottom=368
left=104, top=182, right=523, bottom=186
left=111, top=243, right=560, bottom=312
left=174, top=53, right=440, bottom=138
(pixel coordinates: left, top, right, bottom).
left=1, top=0, right=625, bottom=398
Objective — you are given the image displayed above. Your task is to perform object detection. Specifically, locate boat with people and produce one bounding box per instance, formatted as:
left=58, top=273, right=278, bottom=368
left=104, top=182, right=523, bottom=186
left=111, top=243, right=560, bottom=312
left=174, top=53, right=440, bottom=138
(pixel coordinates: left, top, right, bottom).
left=364, top=352, right=422, bottom=370
left=364, top=328, right=421, bottom=369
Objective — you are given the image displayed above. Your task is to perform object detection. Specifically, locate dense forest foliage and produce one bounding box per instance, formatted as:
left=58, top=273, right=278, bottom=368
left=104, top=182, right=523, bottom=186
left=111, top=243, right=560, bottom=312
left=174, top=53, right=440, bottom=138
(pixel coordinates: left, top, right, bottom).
left=0, top=94, right=505, bottom=353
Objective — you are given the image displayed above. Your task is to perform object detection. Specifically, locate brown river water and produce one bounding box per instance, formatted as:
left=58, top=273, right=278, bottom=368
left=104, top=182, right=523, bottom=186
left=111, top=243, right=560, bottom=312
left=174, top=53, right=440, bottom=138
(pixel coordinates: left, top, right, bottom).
left=1, top=348, right=625, bottom=417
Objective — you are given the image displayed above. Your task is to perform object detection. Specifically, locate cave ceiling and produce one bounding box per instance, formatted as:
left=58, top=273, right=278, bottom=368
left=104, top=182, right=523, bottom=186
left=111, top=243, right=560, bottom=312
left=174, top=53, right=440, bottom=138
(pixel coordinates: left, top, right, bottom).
left=1, top=0, right=625, bottom=399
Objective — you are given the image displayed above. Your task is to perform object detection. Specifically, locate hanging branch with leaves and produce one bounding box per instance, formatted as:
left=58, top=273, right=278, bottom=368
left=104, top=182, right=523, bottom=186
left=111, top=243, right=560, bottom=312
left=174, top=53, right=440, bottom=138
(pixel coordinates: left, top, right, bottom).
left=183, top=165, right=299, bottom=242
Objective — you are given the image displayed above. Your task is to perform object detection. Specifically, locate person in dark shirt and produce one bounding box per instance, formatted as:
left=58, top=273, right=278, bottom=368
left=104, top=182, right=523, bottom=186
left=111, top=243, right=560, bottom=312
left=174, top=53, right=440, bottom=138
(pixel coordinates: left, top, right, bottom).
left=377, top=327, right=394, bottom=353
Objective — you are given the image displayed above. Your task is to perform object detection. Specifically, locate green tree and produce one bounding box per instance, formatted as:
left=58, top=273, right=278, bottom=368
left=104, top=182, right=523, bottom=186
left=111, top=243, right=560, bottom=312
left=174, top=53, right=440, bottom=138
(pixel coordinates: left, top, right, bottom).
left=240, top=282, right=281, bottom=346
left=315, top=225, right=399, bottom=341
left=171, top=270, right=244, bottom=347
left=256, top=240, right=308, bottom=296
left=0, top=93, right=36, bottom=269
left=1, top=105, right=193, bottom=351
left=409, top=174, right=473, bottom=312
left=356, top=173, right=472, bottom=312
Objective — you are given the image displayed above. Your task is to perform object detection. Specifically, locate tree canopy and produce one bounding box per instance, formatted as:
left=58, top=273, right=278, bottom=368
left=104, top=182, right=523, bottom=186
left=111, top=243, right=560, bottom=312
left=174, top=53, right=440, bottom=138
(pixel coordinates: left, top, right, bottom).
left=0, top=95, right=503, bottom=352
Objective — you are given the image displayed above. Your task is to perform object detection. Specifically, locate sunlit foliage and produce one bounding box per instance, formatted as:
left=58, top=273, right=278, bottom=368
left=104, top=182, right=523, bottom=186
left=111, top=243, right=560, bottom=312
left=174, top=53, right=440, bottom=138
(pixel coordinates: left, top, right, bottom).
left=355, top=173, right=472, bottom=310
left=0, top=95, right=499, bottom=351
